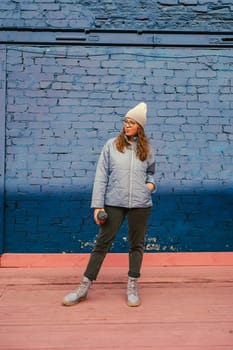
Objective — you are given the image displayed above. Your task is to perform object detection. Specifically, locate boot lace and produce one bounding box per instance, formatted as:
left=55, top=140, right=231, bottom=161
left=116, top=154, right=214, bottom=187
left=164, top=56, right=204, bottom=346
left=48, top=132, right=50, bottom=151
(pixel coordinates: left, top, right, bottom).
left=128, top=278, right=138, bottom=296
left=73, top=280, right=89, bottom=297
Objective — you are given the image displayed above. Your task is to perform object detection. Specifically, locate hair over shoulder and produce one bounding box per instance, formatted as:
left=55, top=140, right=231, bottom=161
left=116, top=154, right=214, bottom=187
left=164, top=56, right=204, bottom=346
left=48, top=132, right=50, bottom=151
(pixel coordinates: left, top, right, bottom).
left=115, top=126, right=150, bottom=161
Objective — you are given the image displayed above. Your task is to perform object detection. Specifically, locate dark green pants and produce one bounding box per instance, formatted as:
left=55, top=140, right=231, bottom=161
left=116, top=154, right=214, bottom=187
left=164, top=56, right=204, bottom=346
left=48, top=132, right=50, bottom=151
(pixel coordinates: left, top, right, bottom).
left=84, top=206, right=151, bottom=281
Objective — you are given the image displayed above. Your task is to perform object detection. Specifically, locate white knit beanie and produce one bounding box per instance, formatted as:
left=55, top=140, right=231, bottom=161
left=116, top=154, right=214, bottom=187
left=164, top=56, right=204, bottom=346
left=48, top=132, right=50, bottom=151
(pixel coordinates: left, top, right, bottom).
left=124, top=102, right=147, bottom=128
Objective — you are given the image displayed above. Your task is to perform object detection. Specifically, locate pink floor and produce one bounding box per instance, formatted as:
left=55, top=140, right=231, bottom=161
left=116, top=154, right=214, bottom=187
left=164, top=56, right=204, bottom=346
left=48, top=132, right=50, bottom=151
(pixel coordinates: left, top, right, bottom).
left=0, top=254, right=233, bottom=350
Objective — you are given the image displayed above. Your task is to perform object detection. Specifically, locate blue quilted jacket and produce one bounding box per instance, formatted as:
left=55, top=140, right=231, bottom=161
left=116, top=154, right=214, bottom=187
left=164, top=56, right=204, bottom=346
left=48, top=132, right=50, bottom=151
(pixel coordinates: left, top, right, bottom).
left=91, top=137, right=156, bottom=209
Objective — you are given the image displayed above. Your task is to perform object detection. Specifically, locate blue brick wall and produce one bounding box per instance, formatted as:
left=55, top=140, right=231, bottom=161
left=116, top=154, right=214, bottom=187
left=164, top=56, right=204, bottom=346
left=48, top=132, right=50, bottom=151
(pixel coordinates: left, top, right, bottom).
left=0, top=1, right=233, bottom=253
left=0, top=48, right=6, bottom=253
left=3, top=45, right=233, bottom=253
left=1, top=0, right=233, bottom=31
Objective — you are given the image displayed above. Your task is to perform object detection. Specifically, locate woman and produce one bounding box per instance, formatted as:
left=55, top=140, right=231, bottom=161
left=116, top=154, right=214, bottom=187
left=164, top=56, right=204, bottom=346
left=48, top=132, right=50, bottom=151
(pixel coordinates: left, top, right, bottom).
left=62, top=102, right=156, bottom=307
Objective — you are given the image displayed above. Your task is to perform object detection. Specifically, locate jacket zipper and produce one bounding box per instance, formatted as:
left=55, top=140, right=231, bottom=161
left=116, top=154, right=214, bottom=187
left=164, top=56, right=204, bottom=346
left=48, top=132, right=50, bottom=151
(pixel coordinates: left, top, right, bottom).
left=129, top=147, right=134, bottom=207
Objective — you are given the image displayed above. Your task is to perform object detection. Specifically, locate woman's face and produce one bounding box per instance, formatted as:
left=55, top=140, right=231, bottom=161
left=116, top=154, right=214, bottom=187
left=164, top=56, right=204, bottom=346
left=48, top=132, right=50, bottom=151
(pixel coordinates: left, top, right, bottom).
left=123, top=118, right=139, bottom=139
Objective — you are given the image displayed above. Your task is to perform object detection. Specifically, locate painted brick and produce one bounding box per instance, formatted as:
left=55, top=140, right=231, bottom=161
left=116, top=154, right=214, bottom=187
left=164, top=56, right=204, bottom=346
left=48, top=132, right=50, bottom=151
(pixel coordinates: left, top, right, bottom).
left=0, top=2, right=233, bottom=254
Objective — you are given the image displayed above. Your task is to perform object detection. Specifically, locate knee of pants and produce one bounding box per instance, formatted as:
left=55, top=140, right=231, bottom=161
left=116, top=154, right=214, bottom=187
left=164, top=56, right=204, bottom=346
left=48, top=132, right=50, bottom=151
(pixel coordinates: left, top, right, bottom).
left=92, top=239, right=113, bottom=254
left=129, top=245, right=144, bottom=254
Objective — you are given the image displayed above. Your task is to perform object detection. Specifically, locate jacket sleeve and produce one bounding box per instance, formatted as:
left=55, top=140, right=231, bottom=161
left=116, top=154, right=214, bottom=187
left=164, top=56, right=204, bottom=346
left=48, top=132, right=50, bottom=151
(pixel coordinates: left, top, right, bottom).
left=146, top=146, right=156, bottom=192
left=91, top=141, right=110, bottom=208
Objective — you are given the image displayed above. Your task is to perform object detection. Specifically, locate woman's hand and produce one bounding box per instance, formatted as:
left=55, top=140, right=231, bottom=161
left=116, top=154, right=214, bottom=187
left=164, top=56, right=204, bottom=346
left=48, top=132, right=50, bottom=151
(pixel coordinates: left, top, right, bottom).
left=146, top=182, right=155, bottom=192
left=94, top=208, right=105, bottom=225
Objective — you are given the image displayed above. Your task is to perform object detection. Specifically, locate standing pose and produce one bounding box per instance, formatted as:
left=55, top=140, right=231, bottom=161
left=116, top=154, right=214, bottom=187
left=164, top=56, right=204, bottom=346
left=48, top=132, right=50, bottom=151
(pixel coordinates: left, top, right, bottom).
left=62, top=102, right=156, bottom=307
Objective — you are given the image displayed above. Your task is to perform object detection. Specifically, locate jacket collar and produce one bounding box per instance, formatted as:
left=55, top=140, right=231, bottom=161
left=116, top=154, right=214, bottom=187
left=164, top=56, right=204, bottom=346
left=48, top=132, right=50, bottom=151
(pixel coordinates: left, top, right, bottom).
left=124, top=135, right=138, bottom=145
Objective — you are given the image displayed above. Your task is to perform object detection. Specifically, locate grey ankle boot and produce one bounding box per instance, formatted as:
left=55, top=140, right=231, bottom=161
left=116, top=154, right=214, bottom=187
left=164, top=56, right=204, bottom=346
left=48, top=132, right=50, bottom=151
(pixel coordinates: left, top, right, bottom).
left=127, top=277, right=140, bottom=307
left=62, top=276, right=91, bottom=306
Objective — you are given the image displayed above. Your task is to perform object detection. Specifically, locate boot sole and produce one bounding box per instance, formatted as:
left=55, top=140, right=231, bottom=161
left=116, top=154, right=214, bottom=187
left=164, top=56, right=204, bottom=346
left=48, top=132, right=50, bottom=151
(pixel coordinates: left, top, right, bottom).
left=62, top=296, right=87, bottom=306
left=127, top=300, right=141, bottom=307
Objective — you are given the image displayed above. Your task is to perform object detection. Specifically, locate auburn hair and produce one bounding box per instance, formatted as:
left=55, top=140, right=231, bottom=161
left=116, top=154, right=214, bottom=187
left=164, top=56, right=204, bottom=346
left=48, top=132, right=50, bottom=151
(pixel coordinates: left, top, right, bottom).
left=115, top=126, right=150, bottom=161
